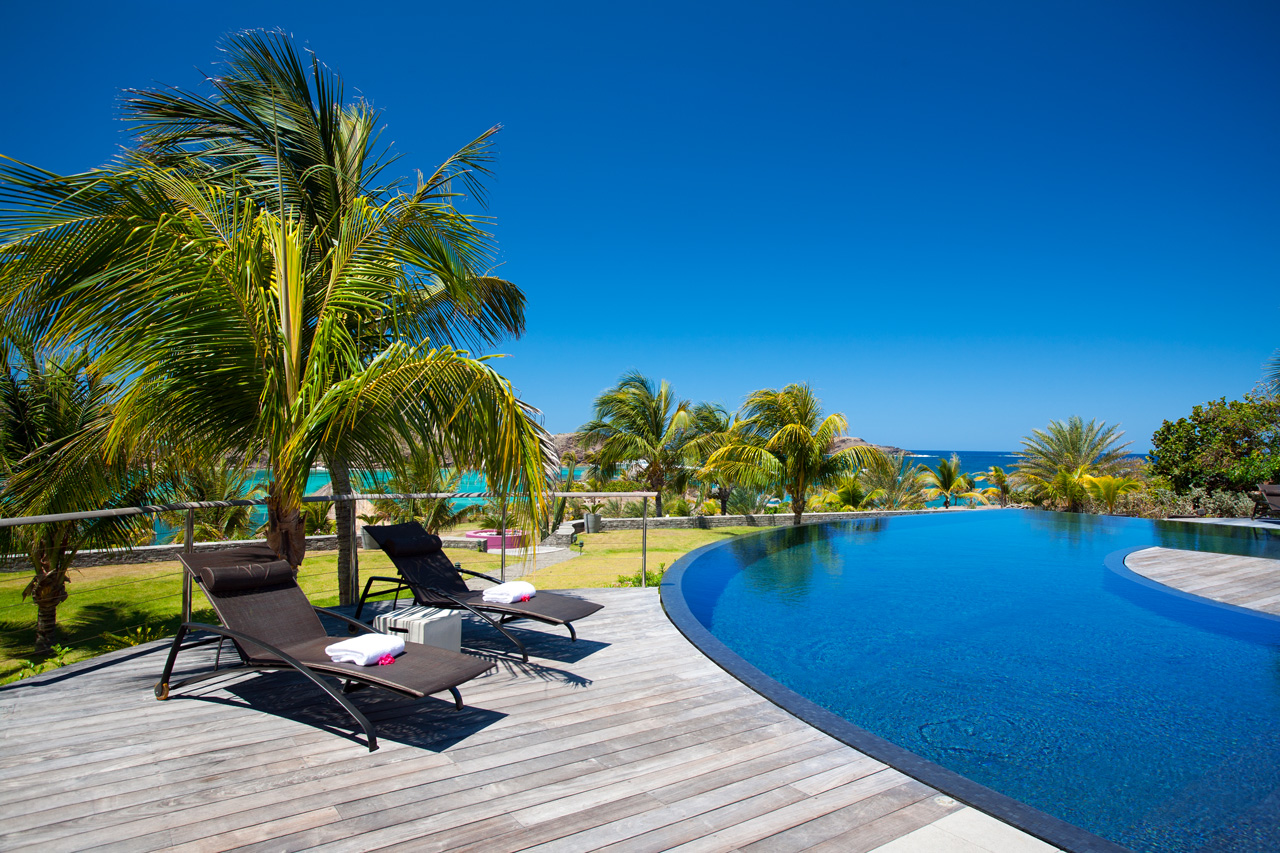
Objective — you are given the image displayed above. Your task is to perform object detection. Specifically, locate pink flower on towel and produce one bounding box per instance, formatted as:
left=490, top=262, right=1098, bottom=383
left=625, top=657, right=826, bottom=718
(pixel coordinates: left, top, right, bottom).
left=377, top=654, right=396, bottom=666
left=520, top=594, right=532, bottom=602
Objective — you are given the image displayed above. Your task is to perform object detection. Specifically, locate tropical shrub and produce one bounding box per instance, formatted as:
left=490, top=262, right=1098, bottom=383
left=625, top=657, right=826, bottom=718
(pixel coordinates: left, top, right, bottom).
left=101, top=625, right=167, bottom=650
left=726, top=487, right=770, bottom=515
left=1149, top=395, right=1280, bottom=492
left=665, top=496, right=692, bottom=517
left=1188, top=488, right=1256, bottom=518
left=810, top=474, right=868, bottom=512
left=1115, top=487, right=1194, bottom=519
left=615, top=562, right=666, bottom=588
left=301, top=501, right=336, bottom=535
left=1084, top=475, right=1144, bottom=514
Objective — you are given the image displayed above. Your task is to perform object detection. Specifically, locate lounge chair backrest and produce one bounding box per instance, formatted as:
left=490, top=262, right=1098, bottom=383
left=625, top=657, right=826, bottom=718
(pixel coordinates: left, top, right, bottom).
left=184, top=553, right=326, bottom=661
left=1263, top=484, right=1280, bottom=510
left=365, top=523, right=470, bottom=595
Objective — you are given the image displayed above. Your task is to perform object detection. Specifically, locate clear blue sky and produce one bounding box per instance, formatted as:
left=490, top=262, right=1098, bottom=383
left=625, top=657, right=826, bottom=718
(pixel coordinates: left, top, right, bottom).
left=3, top=1, right=1277, bottom=451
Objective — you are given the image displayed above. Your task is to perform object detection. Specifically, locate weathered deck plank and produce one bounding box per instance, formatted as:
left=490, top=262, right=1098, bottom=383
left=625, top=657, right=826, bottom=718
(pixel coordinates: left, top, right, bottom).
left=1126, top=547, right=1280, bottom=614
left=0, top=589, right=1054, bottom=852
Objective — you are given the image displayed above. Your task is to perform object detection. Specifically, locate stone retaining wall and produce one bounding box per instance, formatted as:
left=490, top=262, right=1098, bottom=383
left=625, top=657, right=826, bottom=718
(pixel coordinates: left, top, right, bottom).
left=2, top=532, right=486, bottom=573
left=543, top=506, right=990, bottom=541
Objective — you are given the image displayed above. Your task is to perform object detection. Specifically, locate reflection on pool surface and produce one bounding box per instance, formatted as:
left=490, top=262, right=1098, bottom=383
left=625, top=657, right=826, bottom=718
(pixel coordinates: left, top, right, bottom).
left=667, top=510, right=1280, bottom=853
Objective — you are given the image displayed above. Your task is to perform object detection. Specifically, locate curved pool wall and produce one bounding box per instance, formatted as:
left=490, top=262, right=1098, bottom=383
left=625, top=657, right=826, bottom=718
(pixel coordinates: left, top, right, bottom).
left=661, top=511, right=1280, bottom=853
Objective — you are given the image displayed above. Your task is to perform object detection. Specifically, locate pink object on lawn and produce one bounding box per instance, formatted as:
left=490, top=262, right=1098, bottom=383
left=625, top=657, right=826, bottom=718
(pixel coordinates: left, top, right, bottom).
left=464, top=528, right=527, bottom=551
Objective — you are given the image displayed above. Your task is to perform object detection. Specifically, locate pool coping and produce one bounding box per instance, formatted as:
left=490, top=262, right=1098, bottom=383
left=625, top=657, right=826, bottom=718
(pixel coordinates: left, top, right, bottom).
left=661, top=526, right=1134, bottom=853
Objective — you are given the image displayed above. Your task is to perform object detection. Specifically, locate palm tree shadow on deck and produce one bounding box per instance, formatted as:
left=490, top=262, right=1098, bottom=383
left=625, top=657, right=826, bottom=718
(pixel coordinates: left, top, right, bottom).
left=179, top=671, right=508, bottom=752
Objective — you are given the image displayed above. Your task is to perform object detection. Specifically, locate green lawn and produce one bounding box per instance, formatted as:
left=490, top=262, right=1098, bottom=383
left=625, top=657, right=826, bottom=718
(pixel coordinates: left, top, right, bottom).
left=0, top=526, right=758, bottom=683
left=525, top=527, right=759, bottom=588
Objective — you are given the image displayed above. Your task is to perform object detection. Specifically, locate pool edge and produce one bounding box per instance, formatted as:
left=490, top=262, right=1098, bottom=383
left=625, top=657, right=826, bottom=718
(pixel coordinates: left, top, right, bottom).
left=660, top=526, right=1135, bottom=853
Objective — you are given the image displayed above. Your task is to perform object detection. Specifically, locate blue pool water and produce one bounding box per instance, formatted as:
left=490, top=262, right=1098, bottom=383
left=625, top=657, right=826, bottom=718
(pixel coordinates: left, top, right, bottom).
left=671, top=511, right=1280, bottom=853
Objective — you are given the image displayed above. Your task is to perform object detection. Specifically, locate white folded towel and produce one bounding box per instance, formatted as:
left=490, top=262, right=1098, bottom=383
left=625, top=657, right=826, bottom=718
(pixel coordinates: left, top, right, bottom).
left=324, top=633, right=405, bottom=666
left=483, top=581, right=537, bottom=604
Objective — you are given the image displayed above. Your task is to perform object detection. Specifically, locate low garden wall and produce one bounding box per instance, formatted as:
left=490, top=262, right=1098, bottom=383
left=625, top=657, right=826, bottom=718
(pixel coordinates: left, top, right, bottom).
left=547, top=506, right=994, bottom=541
left=2, top=532, right=485, bottom=573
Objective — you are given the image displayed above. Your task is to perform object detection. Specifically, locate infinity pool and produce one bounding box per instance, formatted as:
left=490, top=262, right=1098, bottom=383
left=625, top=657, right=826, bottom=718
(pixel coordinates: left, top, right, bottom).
left=664, top=511, right=1280, bottom=853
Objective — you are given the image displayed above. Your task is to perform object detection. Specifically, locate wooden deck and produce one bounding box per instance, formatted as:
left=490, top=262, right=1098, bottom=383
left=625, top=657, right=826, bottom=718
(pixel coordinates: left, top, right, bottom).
left=1126, top=547, right=1280, bottom=615
left=0, top=589, right=1056, bottom=853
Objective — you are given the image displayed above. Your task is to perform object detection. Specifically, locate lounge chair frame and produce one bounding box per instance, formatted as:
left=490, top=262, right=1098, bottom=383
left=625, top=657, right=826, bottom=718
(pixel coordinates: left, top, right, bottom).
left=1253, top=484, right=1280, bottom=519
left=355, top=567, right=568, bottom=662
left=155, top=548, right=490, bottom=751
left=356, top=523, right=603, bottom=662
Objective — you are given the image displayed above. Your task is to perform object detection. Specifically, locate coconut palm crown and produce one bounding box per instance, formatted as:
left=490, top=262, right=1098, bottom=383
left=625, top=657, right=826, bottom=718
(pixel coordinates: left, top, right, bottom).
left=0, top=36, right=554, bottom=577
left=577, top=371, right=692, bottom=517
left=108, top=30, right=532, bottom=599
left=921, top=453, right=987, bottom=508
left=707, top=383, right=874, bottom=525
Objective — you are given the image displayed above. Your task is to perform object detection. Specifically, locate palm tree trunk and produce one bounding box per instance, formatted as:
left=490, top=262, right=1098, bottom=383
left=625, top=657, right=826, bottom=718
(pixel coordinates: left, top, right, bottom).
left=328, top=457, right=355, bottom=605
left=792, top=496, right=805, bottom=526
left=654, top=492, right=664, bottom=518
left=265, top=482, right=306, bottom=569
left=30, top=549, right=69, bottom=654
left=718, top=486, right=729, bottom=516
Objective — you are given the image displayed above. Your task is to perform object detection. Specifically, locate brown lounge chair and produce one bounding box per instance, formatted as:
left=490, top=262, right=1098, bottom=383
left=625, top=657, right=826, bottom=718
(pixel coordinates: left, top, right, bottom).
left=1254, top=483, right=1280, bottom=519
left=357, top=523, right=604, bottom=661
left=155, top=545, right=494, bottom=751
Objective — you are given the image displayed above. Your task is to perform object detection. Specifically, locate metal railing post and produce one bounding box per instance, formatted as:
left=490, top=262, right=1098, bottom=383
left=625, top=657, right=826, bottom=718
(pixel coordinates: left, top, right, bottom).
left=499, top=497, right=507, bottom=583
left=348, top=499, right=360, bottom=603
left=641, top=496, right=649, bottom=588
left=182, top=508, right=194, bottom=622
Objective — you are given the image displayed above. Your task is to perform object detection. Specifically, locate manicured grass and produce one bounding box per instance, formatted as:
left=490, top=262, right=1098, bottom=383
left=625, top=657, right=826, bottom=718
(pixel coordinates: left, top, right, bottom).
left=0, top=526, right=760, bottom=683
left=526, top=527, right=759, bottom=589
left=0, top=545, right=503, bottom=684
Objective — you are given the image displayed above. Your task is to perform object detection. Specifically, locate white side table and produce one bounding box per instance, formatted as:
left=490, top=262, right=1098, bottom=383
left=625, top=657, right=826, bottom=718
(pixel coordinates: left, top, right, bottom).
left=372, top=606, right=462, bottom=653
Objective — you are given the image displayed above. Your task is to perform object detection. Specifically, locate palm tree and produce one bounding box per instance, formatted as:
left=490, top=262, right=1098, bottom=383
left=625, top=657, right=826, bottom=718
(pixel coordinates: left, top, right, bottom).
left=577, top=371, right=692, bottom=517
left=368, top=453, right=475, bottom=533
left=157, top=459, right=265, bottom=544
left=980, top=465, right=1013, bottom=507
left=921, top=454, right=987, bottom=508
left=0, top=334, right=158, bottom=652
left=859, top=450, right=928, bottom=510
left=707, top=383, right=873, bottom=526
left=1085, top=475, right=1144, bottom=514
left=1016, top=416, right=1134, bottom=482
left=683, top=402, right=741, bottom=515
left=0, top=130, right=552, bottom=581
left=111, top=31, right=530, bottom=600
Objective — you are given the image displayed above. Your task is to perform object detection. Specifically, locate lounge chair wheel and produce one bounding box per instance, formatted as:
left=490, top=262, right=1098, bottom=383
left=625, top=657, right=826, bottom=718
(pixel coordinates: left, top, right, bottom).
left=154, top=682, right=170, bottom=700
